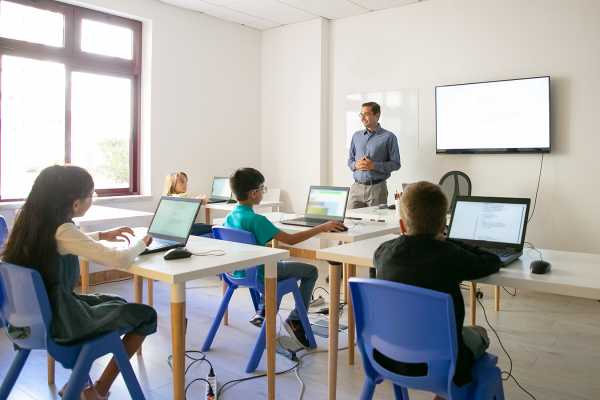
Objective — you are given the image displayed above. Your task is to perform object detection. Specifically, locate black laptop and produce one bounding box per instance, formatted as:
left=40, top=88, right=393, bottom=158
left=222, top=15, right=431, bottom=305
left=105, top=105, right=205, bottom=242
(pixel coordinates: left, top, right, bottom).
left=281, top=186, right=350, bottom=228
left=207, top=176, right=233, bottom=204
left=448, top=196, right=530, bottom=266
left=141, top=196, right=202, bottom=254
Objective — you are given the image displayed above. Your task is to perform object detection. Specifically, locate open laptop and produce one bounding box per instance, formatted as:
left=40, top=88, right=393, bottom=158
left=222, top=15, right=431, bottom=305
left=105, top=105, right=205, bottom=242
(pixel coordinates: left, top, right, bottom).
left=281, top=186, right=350, bottom=228
left=207, top=177, right=232, bottom=204
left=448, top=196, right=530, bottom=266
left=141, top=196, right=202, bottom=254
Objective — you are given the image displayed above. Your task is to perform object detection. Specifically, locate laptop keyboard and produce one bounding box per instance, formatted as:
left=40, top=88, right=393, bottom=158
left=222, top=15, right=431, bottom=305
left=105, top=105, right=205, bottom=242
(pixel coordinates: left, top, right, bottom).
left=480, top=247, right=514, bottom=258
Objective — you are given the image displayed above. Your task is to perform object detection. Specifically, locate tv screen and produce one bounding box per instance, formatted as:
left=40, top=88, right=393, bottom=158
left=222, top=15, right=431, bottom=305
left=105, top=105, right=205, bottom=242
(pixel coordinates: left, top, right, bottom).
left=435, top=76, right=550, bottom=153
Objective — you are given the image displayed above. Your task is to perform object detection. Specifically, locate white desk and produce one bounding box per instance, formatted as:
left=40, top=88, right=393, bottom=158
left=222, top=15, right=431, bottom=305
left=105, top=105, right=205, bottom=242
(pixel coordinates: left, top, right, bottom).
left=316, top=235, right=600, bottom=400
left=130, top=235, right=288, bottom=400
left=346, top=205, right=397, bottom=223
left=73, top=205, right=153, bottom=294
left=204, top=201, right=282, bottom=224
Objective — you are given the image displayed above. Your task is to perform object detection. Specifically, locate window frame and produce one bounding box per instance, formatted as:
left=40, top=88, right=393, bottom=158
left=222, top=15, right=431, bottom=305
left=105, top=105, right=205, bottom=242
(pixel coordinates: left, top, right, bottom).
left=0, top=0, right=142, bottom=200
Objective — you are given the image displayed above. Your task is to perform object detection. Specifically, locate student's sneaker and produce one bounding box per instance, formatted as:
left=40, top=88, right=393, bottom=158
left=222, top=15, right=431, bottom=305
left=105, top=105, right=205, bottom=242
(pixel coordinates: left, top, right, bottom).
left=283, top=319, right=310, bottom=348
left=249, top=311, right=264, bottom=328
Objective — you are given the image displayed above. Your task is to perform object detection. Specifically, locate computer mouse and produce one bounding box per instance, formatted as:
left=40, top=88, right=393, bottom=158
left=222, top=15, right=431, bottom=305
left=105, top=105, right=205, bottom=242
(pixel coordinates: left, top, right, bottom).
left=530, top=260, right=551, bottom=274
left=164, top=248, right=192, bottom=260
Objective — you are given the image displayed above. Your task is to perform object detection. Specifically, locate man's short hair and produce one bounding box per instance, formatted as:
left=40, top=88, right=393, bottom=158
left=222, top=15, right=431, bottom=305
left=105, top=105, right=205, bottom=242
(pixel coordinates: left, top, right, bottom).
left=400, top=181, right=448, bottom=235
left=362, top=101, right=381, bottom=115
left=230, top=168, right=265, bottom=201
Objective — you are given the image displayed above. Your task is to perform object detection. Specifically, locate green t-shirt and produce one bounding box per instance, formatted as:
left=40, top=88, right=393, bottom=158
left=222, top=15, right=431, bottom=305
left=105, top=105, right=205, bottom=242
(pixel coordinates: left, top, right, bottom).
left=224, top=204, right=280, bottom=280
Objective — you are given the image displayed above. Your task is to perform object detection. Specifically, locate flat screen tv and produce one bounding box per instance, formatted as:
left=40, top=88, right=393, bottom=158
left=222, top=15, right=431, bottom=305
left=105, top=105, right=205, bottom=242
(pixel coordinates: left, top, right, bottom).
left=435, top=76, right=550, bottom=153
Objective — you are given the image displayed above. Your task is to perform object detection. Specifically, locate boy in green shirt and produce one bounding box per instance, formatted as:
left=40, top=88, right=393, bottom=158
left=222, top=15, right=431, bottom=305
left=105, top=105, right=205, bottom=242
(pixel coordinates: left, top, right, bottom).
left=225, top=168, right=346, bottom=347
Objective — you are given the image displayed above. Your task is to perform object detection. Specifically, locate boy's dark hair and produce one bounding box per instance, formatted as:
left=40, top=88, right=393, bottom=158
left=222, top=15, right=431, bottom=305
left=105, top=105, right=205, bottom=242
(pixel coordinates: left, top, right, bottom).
left=362, top=101, right=381, bottom=115
left=400, top=181, right=448, bottom=235
left=230, top=168, right=265, bottom=201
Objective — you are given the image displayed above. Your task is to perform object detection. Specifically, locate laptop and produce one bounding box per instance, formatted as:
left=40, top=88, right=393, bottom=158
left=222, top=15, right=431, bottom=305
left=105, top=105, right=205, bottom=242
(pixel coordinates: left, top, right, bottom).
left=281, top=186, right=350, bottom=228
left=448, top=196, right=530, bottom=266
left=207, top=177, right=233, bottom=204
left=141, top=196, right=202, bottom=254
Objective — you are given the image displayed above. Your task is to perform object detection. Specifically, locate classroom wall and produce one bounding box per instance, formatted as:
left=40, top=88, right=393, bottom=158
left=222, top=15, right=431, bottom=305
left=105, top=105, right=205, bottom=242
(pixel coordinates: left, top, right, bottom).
left=260, top=18, right=329, bottom=212
left=328, top=0, right=600, bottom=252
left=0, top=0, right=262, bottom=222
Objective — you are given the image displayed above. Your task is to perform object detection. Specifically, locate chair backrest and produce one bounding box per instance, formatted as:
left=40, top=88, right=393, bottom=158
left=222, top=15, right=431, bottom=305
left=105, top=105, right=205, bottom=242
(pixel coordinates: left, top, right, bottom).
left=211, top=226, right=261, bottom=287
left=349, top=278, right=458, bottom=396
left=439, top=171, right=472, bottom=213
left=0, top=215, right=8, bottom=247
left=0, top=262, right=51, bottom=350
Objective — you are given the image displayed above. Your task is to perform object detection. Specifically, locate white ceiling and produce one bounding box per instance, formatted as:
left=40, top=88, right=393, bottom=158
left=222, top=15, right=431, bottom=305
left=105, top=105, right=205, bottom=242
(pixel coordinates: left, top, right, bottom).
left=159, top=0, right=423, bottom=30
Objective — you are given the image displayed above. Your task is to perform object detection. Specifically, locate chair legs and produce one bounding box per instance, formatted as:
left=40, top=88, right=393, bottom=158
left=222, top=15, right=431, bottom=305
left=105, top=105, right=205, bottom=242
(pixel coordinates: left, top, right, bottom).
left=201, top=284, right=236, bottom=352
left=360, top=378, right=376, bottom=400
left=290, top=287, right=317, bottom=348
left=111, top=338, right=145, bottom=399
left=0, top=348, right=30, bottom=399
left=393, top=384, right=409, bottom=400
left=62, top=347, right=94, bottom=400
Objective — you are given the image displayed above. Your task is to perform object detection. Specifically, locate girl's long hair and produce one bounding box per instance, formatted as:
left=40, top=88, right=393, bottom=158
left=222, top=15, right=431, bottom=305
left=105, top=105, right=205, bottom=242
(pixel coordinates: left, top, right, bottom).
left=3, top=165, right=94, bottom=277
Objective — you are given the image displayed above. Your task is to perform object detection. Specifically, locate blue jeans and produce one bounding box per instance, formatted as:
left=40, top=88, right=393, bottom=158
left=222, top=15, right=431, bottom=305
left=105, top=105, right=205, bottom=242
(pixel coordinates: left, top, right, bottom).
left=257, top=261, right=318, bottom=322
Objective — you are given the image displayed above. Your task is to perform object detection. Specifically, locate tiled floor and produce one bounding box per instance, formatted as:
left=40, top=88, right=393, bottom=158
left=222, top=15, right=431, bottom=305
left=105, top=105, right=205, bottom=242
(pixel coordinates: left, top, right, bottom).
left=2, top=260, right=600, bottom=399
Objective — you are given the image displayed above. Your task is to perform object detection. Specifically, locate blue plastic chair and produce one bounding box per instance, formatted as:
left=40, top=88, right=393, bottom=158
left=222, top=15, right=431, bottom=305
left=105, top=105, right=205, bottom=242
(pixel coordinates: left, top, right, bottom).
left=201, top=226, right=316, bottom=372
left=349, top=278, right=504, bottom=400
left=0, top=262, right=147, bottom=400
left=0, top=215, right=8, bottom=247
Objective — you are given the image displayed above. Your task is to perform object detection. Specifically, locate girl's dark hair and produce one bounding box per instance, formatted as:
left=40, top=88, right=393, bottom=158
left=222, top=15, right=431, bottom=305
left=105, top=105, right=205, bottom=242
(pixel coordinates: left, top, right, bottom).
left=230, top=168, right=264, bottom=201
left=3, top=165, right=94, bottom=278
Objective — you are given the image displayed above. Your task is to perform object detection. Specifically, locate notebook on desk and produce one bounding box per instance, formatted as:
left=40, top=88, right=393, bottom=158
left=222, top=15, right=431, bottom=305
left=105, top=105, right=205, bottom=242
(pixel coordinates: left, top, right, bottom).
left=281, top=186, right=350, bottom=228
left=448, top=196, right=530, bottom=266
left=141, top=196, right=201, bottom=254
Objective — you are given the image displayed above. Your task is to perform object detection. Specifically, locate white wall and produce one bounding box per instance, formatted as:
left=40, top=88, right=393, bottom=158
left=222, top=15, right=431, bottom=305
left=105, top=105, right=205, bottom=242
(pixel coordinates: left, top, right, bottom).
left=0, top=0, right=262, bottom=223
left=260, top=18, right=329, bottom=212
left=327, top=0, right=600, bottom=253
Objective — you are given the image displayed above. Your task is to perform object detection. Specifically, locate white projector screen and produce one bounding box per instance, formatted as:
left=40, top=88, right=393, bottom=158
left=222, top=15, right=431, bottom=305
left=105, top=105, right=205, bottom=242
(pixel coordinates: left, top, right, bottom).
left=436, top=76, right=550, bottom=153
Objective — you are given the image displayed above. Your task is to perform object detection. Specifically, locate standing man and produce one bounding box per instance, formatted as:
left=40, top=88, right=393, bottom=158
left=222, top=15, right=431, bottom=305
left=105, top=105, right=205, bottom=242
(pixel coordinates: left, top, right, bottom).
left=348, top=101, right=401, bottom=277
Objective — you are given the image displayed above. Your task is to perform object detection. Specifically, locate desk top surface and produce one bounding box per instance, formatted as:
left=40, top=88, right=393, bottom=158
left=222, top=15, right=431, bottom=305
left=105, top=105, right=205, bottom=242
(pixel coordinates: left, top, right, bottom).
left=316, top=235, right=600, bottom=299
left=128, top=234, right=288, bottom=284
left=74, top=205, right=153, bottom=225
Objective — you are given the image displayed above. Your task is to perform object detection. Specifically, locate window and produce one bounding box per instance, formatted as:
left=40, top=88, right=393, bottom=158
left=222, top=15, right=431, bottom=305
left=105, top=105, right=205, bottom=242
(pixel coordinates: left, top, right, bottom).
left=0, top=0, right=142, bottom=200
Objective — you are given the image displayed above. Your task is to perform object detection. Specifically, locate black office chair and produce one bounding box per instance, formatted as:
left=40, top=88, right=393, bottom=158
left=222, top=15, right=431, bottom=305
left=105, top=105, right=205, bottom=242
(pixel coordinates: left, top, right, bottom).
left=438, top=171, right=472, bottom=214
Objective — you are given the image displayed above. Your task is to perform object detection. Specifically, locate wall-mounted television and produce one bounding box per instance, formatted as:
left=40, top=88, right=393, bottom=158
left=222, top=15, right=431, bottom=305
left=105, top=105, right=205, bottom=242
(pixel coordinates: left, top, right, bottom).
left=435, top=76, right=550, bottom=154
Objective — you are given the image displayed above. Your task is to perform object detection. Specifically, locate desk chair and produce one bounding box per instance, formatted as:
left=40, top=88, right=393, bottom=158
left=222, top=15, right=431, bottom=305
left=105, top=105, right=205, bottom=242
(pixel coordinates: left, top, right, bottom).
left=202, top=226, right=316, bottom=373
left=439, top=171, right=472, bottom=214
left=0, top=216, right=7, bottom=246
left=0, top=262, right=147, bottom=400
left=349, top=278, right=504, bottom=400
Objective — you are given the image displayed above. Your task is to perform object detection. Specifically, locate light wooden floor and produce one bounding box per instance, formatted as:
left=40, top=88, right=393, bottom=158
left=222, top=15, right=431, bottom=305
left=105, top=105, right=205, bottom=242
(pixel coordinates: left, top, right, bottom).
left=1, top=259, right=599, bottom=400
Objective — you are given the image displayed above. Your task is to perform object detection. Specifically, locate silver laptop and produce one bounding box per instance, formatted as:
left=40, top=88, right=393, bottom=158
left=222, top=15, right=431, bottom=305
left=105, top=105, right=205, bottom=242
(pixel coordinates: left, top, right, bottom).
left=141, top=196, right=202, bottom=254
left=448, top=196, right=530, bottom=266
left=207, top=176, right=232, bottom=203
left=281, top=186, right=350, bottom=228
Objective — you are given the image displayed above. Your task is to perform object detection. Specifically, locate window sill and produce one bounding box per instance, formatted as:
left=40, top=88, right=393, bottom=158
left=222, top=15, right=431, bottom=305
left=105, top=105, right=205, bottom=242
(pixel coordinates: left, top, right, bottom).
left=0, top=194, right=153, bottom=210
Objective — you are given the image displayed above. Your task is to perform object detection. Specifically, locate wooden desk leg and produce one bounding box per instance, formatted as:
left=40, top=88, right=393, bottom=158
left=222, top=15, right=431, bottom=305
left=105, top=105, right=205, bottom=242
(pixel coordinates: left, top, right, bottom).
left=328, top=262, right=341, bottom=400
left=147, top=279, right=154, bottom=307
left=495, top=286, right=500, bottom=312
left=170, top=283, right=186, bottom=400
left=347, top=264, right=356, bottom=365
left=264, top=261, right=278, bottom=400
left=205, top=208, right=211, bottom=225
left=133, top=275, right=143, bottom=355
left=47, top=355, right=55, bottom=385
left=80, top=259, right=89, bottom=294
left=271, top=239, right=278, bottom=248
left=342, top=264, right=349, bottom=305
left=470, top=282, right=477, bottom=325
left=222, top=279, right=229, bottom=326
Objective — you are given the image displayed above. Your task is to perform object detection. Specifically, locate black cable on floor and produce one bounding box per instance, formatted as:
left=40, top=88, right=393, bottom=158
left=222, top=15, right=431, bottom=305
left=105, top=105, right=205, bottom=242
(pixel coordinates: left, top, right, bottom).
left=477, top=297, right=537, bottom=400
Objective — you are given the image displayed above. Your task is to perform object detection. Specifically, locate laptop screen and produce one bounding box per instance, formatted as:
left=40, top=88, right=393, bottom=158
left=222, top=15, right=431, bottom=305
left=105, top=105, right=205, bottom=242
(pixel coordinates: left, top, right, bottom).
left=305, top=186, right=349, bottom=220
left=148, top=197, right=201, bottom=240
left=211, top=177, right=231, bottom=199
left=449, top=199, right=528, bottom=245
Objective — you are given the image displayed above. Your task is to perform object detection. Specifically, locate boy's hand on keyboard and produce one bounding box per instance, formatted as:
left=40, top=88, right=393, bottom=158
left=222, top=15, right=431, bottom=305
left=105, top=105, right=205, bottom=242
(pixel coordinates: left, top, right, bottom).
left=319, top=220, right=347, bottom=233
